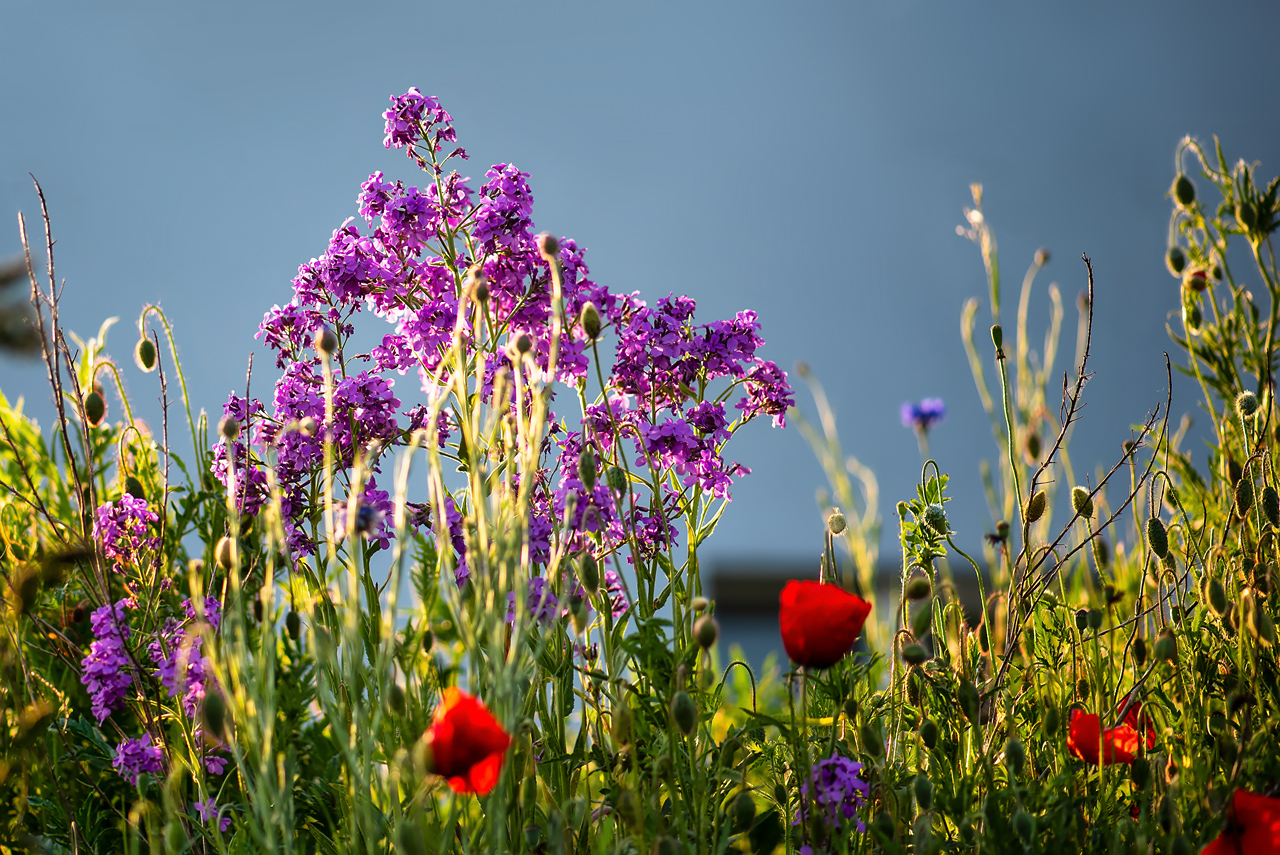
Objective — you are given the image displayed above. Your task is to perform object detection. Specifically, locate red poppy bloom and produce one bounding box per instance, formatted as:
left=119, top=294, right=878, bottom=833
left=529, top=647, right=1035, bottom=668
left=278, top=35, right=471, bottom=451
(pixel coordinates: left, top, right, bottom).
left=423, top=688, right=511, bottom=795
left=1202, top=790, right=1280, bottom=855
left=1066, top=700, right=1154, bottom=766
left=778, top=580, right=872, bottom=668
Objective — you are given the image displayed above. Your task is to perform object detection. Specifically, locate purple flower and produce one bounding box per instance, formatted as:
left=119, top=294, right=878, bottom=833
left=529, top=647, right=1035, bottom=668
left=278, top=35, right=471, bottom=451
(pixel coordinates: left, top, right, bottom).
left=112, top=733, right=164, bottom=785
left=444, top=496, right=469, bottom=586
left=93, top=495, right=159, bottom=573
left=797, top=755, right=869, bottom=845
left=81, top=600, right=133, bottom=722
left=382, top=88, right=459, bottom=156
left=149, top=597, right=221, bottom=719
left=507, top=577, right=560, bottom=626
left=193, top=798, right=233, bottom=833
left=736, top=360, right=795, bottom=428
left=900, top=398, right=945, bottom=433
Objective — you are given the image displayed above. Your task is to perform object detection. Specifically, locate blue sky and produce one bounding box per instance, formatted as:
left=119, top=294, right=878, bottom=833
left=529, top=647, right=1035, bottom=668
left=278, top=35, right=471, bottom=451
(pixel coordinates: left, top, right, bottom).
left=3, top=1, right=1279, bottom=567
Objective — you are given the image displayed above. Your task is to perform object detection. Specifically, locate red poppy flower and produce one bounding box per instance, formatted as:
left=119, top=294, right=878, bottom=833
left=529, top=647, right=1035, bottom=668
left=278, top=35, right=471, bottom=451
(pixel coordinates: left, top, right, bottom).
left=1202, top=790, right=1280, bottom=855
left=1066, top=700, right=1154, bottom=766
left=423, top=688, right=511, bottom=795
left=778, top=580, right=872, bottom=669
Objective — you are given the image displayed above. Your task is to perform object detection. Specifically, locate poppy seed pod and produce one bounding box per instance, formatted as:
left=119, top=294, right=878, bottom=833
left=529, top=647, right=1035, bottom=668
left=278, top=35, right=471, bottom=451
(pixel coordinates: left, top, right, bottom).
left=1167, top=246, right=1187, bottom=276
left=537, top=232, right=560, bottom=259
left=1071, top=486, right=1094, bottom=519
left=84, top=390, right=106, bottom=427
left=827, top=510, right=847, bottom=535
left=913, top=774, right=933, bottom=811
left=465, top=266, right=489, bottom=302
left=1025, top=490, right=1047, bottom=524
left=670, top=691, right=697, bottom=736
left=1074, top=608, right=1089, bottom=633
left=1173, top=174, right=1196, bottom=207
left=919, top=718, right=938, bottom=749
left=577, top=446, right=597, bottom=489
left=694, top=616, right=719, bottom=649
left=214, top=536, right=235, bottom=570
left=1147, top=517, right=1169, bottom=559
left=285, top=610, right=301, bottom=641
left=579, top=302, right=602, bottom=340
left=314, top=325, right=338, bottom=355
left=922, top=503, right=949, bottom=536
left=1237, top=391, right=1259, bottom=417
left=134, top=338, right=157, bottom=372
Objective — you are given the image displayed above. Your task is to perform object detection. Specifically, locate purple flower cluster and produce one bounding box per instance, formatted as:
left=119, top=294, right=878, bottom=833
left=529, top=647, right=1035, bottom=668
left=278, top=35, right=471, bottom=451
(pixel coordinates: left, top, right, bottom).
left=112, top=733, right=165, bottom=785
left=797, top=755, right=869, bottom=848
left=81, top=600, right=133, bottom=723
left=149, top=597, right=221, bottom=718
left=93, top=495, right=159, bottom=573
left=900, top=398, right=945, bottom=433
left=507, top=577, right=560, bottom=627
left=194, top=798, right=233, bottom=833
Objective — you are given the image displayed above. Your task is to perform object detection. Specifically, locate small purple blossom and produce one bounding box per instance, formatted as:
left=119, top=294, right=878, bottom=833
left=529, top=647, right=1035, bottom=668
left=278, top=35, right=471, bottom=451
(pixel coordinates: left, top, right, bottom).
left=507, top=577, right=560, bottom=626
left=798, top=755, right=869, bottom=844
left=736, top=360, right=795, bottom=428
left=93, top=495, right=159, bottom=573
left=81, top=600, right=133, bottom=723
left=112, top=733, right=164, bottom=786
left=194, top=798, right=233, bottom=833
left=900, top=398, right=946, bottom=433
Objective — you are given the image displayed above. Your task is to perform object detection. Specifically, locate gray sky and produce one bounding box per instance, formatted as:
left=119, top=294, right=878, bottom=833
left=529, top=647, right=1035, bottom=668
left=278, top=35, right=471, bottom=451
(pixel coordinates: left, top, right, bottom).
left=3, top=1, right=1279, bottom=567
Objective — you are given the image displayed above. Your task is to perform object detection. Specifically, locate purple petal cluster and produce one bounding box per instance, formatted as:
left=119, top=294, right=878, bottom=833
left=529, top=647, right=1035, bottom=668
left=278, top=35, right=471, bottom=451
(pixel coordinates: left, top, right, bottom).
left=81, top=600, right=133, bottom=722
left=211, top=395, right=269, bottom=517
left=798, top=755, right=869, bottom=844
left=194, top=798, right=233, bottom=832
left=507, top=577, right=560, bottom=627
left=900, top=398, right=946, bottom=433
left=93, top=495, right=159, bottom=573
left=382, top=88, right=461, bottom=160
left=112, top=733, right=164, bottom=786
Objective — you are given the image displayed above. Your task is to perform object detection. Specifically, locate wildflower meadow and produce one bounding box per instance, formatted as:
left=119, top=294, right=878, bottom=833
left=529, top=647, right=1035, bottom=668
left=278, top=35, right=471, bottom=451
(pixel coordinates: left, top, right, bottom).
left=2, top=89, right=1280, bottom=854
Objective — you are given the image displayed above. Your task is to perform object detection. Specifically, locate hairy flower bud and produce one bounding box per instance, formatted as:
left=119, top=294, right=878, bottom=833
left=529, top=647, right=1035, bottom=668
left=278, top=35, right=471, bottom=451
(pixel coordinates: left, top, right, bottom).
left=201, top=692, right=227, bottom=740
left=285, top=610, right=301, bottom=641
left=913, top=774, right=933, bottom=811
left=730, top=792, right=756, bottom=833
left=219, top=416, right=240, bottom=441
left=1005, top=737, right=1025, bottom=777
left=1013, top=811, right=1034, bottom=844
left=1173, top=174, right=1196, bottom=207
left=1166, top=246, right=1187, bottom=276
left=1086, top=609, right=1103, bottom=631
left=1044, top=705, right=1060, bottom=737
left=827, top=509, right=847, bottom=535
left=1074, top=608, right=1089, bottom=633
left=606, top=465, right=628, bottom=495
left=990, top=324, right=1003, bottom=351
left=84, top=390, right=106, bottom=427
left=314, top=325, right=338, bottom=355
left=1071, top=486, right=1094, bottom=519
left=577, top=446, right=597, bottom=490
left=1025, top=490, right=1047, bottom=524
left=860, top=723, right=884, bottom=757
left=1130, top=756, right=1150, bottom=789
left=1237, top=391, right=1259, bottom=417
left=388, top=684, right=406, bottom=717
left=1132, top=636, right=1147, bottom=667
left=536, top=232, right=560, bottom=260
left=670, top=691, right=697, bottom=736
left=1146, top=516, right=1169, bottom=559
left=901, top=643, right=928, bottom=665
left=694, top=615, right=719, bottom=649
left=1154, top=628, right=1177, bottom=662
left=1236, top=477, right=1255, bottom=516
left=579, top=302, right=602, bottom=340
left=919, top=717, right=938, bottom=749
left=134, top=338, right=157, bottom=372
left=215, top=536, right=234, bottom=570
left=905, top=574, right=931, bottom=601
left=611, top=700, right=633, bottom=745
left=1263, top=486, right=1280, bottom=528
left=922, top=503, right=949, bottom=536
left=577, top=553, right=599, bottom=597
left=124, top=476, right=145, bottom=500
left=958, top=681, right=980, bottom=723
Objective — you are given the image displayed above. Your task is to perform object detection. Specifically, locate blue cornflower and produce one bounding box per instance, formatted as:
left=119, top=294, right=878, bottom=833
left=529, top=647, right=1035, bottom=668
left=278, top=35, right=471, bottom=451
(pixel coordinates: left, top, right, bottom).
left=900, top=398, right=946, bottom=433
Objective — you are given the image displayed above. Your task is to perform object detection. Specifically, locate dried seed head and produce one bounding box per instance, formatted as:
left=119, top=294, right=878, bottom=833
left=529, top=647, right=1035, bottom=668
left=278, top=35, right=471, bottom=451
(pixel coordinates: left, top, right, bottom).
left=134, top=338, right=157, bottom=372
left=580, top=301, right=602, bottom=340
left=1236, top=391, right=1259, bottom=417
left=314, top=325, right=338, bottom=355
left=827, top=509, right=847, bottom=535
left=1025, top=490, right=1047, bottom=524
left=1071, top=486, right=1094, bottom=519
left=1173, top=174, right=1196, bottom=207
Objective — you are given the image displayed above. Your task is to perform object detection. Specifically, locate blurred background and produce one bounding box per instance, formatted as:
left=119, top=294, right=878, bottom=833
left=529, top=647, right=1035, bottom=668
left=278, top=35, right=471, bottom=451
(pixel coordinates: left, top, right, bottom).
left=4, top=1, right=1280, bottom=657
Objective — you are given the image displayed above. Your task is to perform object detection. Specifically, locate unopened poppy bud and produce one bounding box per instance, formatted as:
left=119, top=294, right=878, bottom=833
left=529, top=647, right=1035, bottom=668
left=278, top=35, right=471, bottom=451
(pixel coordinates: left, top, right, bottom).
left=910, top=598, right=933, bottom=638
left=605, top=466, right=628, bottom=496
left=1167, top=246, right=1187, bottom=276
left=577, top=446, right=597, bottom=489
left=1173, top=174, right=1196, bottom=207
left=579, top=302, right=602, bottom=340
left=1146, top=517, right=1169, bottom=559
left=1130, top=756, right=1150, bottom=789
left=314, top=325, right=338, bottom=354
left=901, top=643, right=928, bottom=665
left=827, top=509, right=847, bottom=535
left=1132, top=636, right=1147, bottom=667
left=536, top=232, right=560, bottom=260
left=1237, top=477, right=1255, bottom=516
left=1013, top=811, right=1034, bottom=844
left=995, top=520, right=1010, bottom=541
left=1236, top=391, right=1259, bottom=417
left=1185, top=269, right=1208, bottom=292
left=730, top=792, right=756, bottom=833
left=694, top=615, right=719, bottom=649
left=691, top=596, right=709, bottom=613
left=611, top=701, right=633, bottom=745
left=215, top=536, right=234, bottom=570
left=1005, top=737, right=1025, bottom=776
left=913, top=774, right=933, bottom=810
left=515, top=333, right=533, bottom=355
left=1074, top=608, right=1089, bottom=633
left=670, top=691, right=697, bottom=736
left=388, top=684, right=406, bottom=717
left=1263, top=486, right=1280, bottom=527
left=285, top=610, right=301, bottom=641
left=1076, top=678, right=1090, bottom=701
left=1203, top=577, right=1227, bottom=616
left=1034, top=247, right=1050, bottom=266
left=577, top=554, right=599, bottom=597
left=84, top=390, right=106, bottom=426
left=1025, top=490, right=1047, bottom=524
left=906, top=668, right=924, bottom=704
left=124, top=476, right=145, bottom=500
left=1237, top=201, right=1258, bottom=231
left=1158, top=794, right=1176, bottom=832
left=1071, top=486, right=1094, bottom=519
left=958, top=681, right=980, bottom=723
left=843, top=696, right=859, bottom=721
left=922, top=503, right=949, bottom=536
left=252, top=597, right=263, bottom=623
left=919, top=717, right=938, bottom=749
left=569, top=595, right=589, bottom=634
left=465, top=266, right=489, bottom=302
left=421, top=627, right=434, bottom=652
left=1093, top=537, right=1111, bottom=571
left=219, top=416, right=240, bottom=441
left=1086, top=609, right=1104, bottom=631
left=1154, top=628, right=1177, bottom=661
left=905, top=574, right=931, bottom=600
left=1044, top=706, right=1060, bottom=737
left=134, top=338, right=157, bottom=372
left=201, top=692, right=227, bottom=739
left=859, top=723, right=884, bottom=757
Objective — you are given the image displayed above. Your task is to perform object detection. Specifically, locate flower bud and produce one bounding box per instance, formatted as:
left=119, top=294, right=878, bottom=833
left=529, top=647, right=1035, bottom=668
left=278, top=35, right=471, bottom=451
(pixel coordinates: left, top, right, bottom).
left=1025, top=490, right=1047, bottom=524
left=569, top=595, right=589, bottom=634
left=691, top=596, right=709, bottom=613
left=579, top=302, right=602, bottom=340
left=1173, top=174, right=1196, bottom=207
left=465, top=265, right=489, bottom=302
left=694, top=616, right=719, bottom=649
left=670, top=691, right=697, bottom=736
left=1203, top=576, right=1227, bottom=617
left=1154, top=628, right=1177, bottom=662
left=577, top=553, right=599, bottom=597
left=919, top=718, right=938, bottom=749
left=995, top=520, right=1010, bottom=541
left=314, top=325, right=338, bottom=355
left=577, top=446, right=597, bottom=490
left=827, top=510, right=847, bottom=535
left=252, top=597, right=264, bottom=623
left=84, top=390, right=106, bottom=427
left=219, top=416, right=240, bottom=441
left=905, top=574, right=931, bottom=600
left=1132, top=636, right=1147, bottom=667
left=1237, top=391, right=1259, bottom=417
left=1071, top=486, right=1094, bottom=519
left=388, top=684, right=406, bottom=717
left=1024, top=431, right=1041, bottom=461
left=1034, top=247, right=1050, bottom=266
left=859, top=724, right=884, bottom=757
left=536, top=232, right=560, bottom=260
left=515, top=333, right=533, bottom=355
left=958, top=681, right=980, bottom=723
left=1013, top=811, right=1034, bottom=844
left=1185, top=269, right=1208, bottom=292
left=922, top=503, right=949, bottom=536
left=913, top=774, right=933, bottom=811
left=1076, top=678, right=1090, bottom=701
left=901, top=643, right=928, bottom=665
left=1130, top=756, right=1150, bottom=789
left=134, top=338, right=157, bottom=372
left=1074, top=608, right=1089, bottom=633
left=1167, top=246, right=1187, bottom=276
left=201, top=691, right=227, bottom=740
left=1005, top=737, right=1025, bottom=776
left=1237, top=477, right=1255, bottom=516
left=421, top=626, right=434, bottom=652
left=1043, top=705, right=1060, bottom=737
left=124, top=476, right=145, bottom=500
left=1263, top=486, right=1280, bottom=528
left=1146, top=516, right=1169, bottom=559
left=606, top=465, right=628, bottom=495
left=843, top=696, right=859, bottom=721
left=1086, top=608, right=1104, bottom=631
left=215, top=536, right=234, bottom=570
left=730, top=792, right=756, bottom=833
left=990, top=324, right=1003, bottom=351
left=285, top=610, right=301, bottom=641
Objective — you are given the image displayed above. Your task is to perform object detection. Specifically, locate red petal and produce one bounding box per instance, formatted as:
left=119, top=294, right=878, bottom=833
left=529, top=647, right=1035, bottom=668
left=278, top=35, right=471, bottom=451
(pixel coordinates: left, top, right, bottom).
left=779, top=580, right=871, bottom=668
